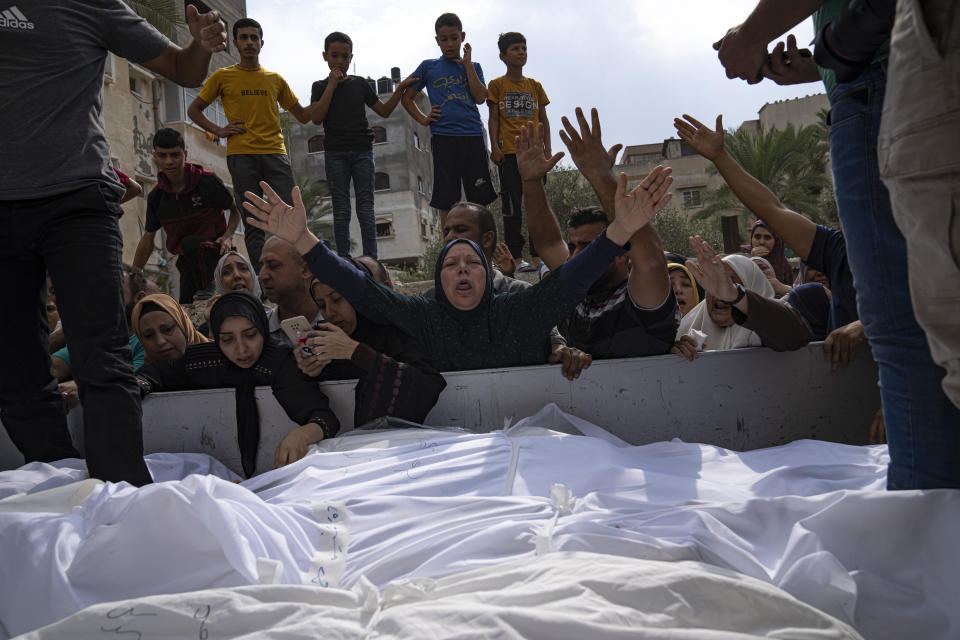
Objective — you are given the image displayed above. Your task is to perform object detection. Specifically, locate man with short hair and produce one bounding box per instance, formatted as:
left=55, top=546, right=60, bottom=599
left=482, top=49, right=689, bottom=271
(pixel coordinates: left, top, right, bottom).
left=132, top=127, right=239, bottom=303
left=519, top=112, right=679, bottom=359
left=432, top=202, right=593, bottom=380
left=259, top=236, right=320, bottom=346
left=0, top=1, right=227, bottom=485
left=188, top=18, right=326, bottom=271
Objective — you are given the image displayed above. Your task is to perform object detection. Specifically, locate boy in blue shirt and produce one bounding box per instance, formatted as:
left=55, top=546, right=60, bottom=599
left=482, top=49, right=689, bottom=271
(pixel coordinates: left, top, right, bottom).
left=311, top=32, right=417, bottom=258
left=402, top=12, right=497, bottom=226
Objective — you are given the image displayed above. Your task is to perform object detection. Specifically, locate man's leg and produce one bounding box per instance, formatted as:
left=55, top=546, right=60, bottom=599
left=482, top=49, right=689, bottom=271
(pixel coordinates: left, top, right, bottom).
left=177, top=236, right=220, bottom=302
left=44, top=185, right=152, bottom=485
left=0, top=197, right=79, bottom=462
left=227, top=154, right=266, bottom=272
left=352, top=149, right=379, bottom=258
left=879, top=0, right=960, bottom=410
left=325, top=150, right=354, bottom=257
left=829, top=63, right=960, bottom=490
left=499, top=155, right=525, bottom=259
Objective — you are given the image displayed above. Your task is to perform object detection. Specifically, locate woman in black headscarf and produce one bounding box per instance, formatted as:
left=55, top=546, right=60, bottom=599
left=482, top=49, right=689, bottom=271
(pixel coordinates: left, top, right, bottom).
left=241, top=173, right=670, bottom=373
left=294, top=258, right=447, bottom=426
left=135, top=292, right=340, bottom=476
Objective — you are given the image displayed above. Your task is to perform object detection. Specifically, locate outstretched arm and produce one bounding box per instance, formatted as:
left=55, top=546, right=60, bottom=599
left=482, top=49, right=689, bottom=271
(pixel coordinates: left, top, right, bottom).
left=370, top=75, right=420, bottom=118
left=560, top=108, right=672, bottom=308
left=141, top=5, right=226, bottom=87
left=674, top=113, right=817, bottom=261
left=242, top=181, right=427, bottom=336
left=516, top=122, right=568, bottom=270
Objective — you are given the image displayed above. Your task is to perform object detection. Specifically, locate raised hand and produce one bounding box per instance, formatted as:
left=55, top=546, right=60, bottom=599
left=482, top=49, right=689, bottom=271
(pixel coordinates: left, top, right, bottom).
left=494, top=242, right=516, bottom=276
left=516, top=122, right=564, bottom=181
left=762, top=35, right=821, bottom=86
left=243, top=181, right=313, bottom=251
left=609, top=169, right=673, bottom=243
left=673, top=114, right=724, bottom=161
left=713, top=24, right=766, bottom=84
left=461, top=43, right=473, bottom=67
left=186, top=4, right=227, bottom=54
left=685, top=235, right=738, bottom=302
left=558, top=107, right=622, bottom=180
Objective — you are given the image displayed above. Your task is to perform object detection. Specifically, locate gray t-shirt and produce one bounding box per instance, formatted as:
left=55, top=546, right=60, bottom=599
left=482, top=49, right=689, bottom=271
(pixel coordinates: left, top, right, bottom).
left=0, top=1, right=170, bottom=200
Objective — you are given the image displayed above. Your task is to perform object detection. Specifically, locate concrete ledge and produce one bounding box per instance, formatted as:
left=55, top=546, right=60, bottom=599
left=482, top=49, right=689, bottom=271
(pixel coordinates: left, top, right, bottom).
left=0, top=343, right=880, bottom=477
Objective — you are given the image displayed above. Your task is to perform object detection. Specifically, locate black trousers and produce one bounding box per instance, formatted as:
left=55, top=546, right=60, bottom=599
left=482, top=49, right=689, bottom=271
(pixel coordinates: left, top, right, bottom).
left=177, top=235, right=221, bottom=303
left=498, top=154, right=538, bottom=258
left=0, top=184, right=152, bottom=485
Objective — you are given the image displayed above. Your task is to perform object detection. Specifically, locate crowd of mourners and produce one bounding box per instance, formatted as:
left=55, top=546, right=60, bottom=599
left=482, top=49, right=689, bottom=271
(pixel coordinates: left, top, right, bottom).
left=1, top=1, right=957, bottom=489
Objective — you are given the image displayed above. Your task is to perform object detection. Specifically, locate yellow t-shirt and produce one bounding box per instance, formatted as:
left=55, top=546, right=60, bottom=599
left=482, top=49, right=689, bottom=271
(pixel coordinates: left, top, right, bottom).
left=487, top=76, right=549, bottom=155
left=197, top=64, right=298, bottom=156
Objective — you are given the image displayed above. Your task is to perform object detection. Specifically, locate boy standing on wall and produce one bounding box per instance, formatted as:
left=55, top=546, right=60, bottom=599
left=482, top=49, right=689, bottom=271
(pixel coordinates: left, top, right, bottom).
left=402, top=12, right=496, bottom=226
left=487, top=32, right=550, bottom=272
left=310, top=32, right=417, bottom=258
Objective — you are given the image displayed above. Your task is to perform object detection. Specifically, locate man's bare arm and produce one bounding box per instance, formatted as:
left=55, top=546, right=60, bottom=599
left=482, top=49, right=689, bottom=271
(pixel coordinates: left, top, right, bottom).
left=674, top=114, right=816, bottom=260
left=401, top=88, right=441, bottom=126
left=488, top=102, right=504, bottom=165
left=460, top=44, right=487, bottom=104
left=516, top=123, right=569, bottom=270
left=188, top=96, right=246, bottom=138
left=141, top=5, right=227, bottom=87
left=132, top=231, right=157, bottom=271
left=370, top=75, right=419, bottom=118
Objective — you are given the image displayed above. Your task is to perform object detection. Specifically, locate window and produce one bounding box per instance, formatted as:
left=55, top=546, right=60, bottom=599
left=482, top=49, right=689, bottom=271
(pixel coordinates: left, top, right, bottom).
left=413, top=132, right=421, bottom=150
left=417, top=176, right=424, bottom=194
left=375, top=172, right=390, bottom=191
left=372, top=126, right=387, bottom=144
left=180, top=85, right=228, bottom=130
left=129, top=76, right=143, bottom=96
left=376, top=219, right=394, bottom=238
left=421, top=219, right=429, bottom=238
left=308, top=135, right=325, bottom=153
left=682, top=189, right=703, bottom=209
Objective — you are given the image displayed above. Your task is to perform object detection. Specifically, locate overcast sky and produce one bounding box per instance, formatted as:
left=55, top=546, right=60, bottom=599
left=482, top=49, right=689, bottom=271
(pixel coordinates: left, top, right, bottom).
left=249, top=0, right=822, bottom=154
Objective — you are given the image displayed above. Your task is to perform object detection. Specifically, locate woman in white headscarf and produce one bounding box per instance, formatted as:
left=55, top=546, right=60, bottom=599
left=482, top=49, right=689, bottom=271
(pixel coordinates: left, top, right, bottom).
left=214, top=250, right=262, bottom=297
left=672, top=237, right=811, bottom=360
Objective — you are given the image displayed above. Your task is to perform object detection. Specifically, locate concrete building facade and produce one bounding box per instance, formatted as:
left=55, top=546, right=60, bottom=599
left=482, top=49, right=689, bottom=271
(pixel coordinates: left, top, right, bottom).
left=286, top=83, right=441, bottom=266
left=102, top=0, right=247, bottom=292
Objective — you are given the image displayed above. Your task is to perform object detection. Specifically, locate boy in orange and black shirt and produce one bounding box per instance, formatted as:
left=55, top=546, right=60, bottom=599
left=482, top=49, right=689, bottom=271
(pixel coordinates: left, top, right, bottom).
left=487, top=32, right=550, bottom=271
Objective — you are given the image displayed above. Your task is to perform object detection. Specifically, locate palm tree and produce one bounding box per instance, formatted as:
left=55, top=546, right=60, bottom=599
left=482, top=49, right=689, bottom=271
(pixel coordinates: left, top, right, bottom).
left=297, top=177, right=336, bottom=244
left=126, top=0, right=183, bottom=36
left=697, top=123, right=837, bottom=227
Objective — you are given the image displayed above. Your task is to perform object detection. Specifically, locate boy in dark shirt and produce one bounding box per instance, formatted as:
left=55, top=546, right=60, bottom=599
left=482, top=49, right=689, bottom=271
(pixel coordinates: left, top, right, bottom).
left=132, top=128, right=239, bottom=303
left=402, top=12, right=497, bottom=226
left=310, top=32, right=417, bottom=258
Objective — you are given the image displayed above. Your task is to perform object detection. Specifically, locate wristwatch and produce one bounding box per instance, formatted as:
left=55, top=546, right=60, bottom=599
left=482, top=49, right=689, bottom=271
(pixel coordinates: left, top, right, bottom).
left=719, top=283, right=747, bottom=306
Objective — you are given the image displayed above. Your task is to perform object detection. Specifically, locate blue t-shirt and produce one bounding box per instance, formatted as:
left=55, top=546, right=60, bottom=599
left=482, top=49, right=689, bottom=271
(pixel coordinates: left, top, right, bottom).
left=805, top=225, right=858, bottom=331
left=54, top=334, right=146, bottom=372
left=410, top=57, right=485, bottom=136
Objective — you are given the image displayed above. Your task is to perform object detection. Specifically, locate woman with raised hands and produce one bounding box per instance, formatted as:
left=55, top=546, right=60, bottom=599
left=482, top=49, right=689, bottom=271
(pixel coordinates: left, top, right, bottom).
left=671, top=236, right=812, bottom=361
left=242, top=168, right=673, bottom=373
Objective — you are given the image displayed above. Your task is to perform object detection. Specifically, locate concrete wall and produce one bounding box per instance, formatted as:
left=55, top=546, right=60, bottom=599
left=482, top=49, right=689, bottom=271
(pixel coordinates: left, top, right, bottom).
left=759, top=94, right=830, bottom=132
left=0, top=343, right=881, bottom=478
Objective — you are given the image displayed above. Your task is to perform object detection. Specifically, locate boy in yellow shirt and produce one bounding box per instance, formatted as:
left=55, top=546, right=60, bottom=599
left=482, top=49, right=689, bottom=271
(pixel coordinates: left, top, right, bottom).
left=188, top=18, right=323, bottom=270
left=487, top=32, right=550, bottom=272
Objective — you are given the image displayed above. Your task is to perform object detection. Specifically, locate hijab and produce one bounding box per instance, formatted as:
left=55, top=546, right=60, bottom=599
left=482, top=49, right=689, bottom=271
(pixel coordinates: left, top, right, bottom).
left=209, top=291, right=272, bottom=478
left=678, top=254, right=775, bottom=351
left=131, top=293, right=211, bottom=363
left=214, top=250, right=262, bottom=298
left=786, top=283, right=831, bottom=341
left=742, top=220, right=794, bottom=285
left=667, top=262, right=702, bottom=309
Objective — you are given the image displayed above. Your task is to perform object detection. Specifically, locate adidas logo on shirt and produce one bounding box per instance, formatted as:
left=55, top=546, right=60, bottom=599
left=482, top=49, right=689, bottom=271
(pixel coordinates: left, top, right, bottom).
left=0, top=6, right=34, bottom=30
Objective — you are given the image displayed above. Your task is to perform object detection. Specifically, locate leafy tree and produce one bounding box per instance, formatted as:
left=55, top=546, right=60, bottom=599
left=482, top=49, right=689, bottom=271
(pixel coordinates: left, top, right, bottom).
left=698, top=123, right=838, bottom=228
left=652, top=206, right=724, bottom=258
left=126, top=0, right=183, bottom=36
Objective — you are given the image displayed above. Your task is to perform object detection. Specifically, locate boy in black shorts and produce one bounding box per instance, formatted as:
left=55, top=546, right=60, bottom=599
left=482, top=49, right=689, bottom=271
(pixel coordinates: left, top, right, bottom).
left=402, top=12, right=496, bottom=225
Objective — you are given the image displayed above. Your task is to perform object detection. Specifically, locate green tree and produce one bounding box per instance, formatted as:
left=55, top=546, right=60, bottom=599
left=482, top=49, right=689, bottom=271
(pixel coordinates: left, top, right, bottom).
left=652, top=206, right=724, bottom=257
left=126, top=0, right=183, bottom=36
left=698, top=123, right=838, bottom=228
left=297, top=176, right=336, bottom=245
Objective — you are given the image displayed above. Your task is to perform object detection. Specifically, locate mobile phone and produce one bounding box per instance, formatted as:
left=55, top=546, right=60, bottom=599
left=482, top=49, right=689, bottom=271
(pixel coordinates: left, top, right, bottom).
left=280, top=315, right=313, bottom=346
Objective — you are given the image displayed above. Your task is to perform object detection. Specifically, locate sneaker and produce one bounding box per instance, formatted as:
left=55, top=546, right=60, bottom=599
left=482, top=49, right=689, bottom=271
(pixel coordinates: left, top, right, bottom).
left=193, top=283, right=216, bottom=301
left=517, top=261, right=537, bottom=272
